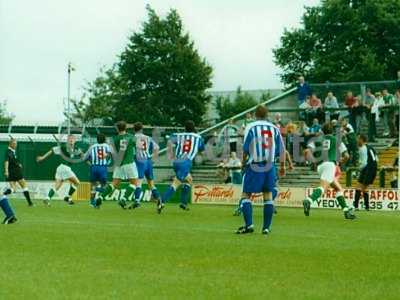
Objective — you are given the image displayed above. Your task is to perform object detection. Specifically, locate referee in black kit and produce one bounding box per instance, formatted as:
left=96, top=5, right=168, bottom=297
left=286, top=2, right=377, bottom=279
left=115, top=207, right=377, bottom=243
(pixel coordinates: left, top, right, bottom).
left=353, top=134, right=378, bottom=211
left=4, top=138, right=33, bottom=206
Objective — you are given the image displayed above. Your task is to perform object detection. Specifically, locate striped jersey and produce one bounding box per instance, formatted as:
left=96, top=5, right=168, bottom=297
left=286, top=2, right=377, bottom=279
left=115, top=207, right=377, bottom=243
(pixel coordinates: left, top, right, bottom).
left=86, top=143, right=111, bottom=166
left=135, top=133, right=159, bottom=160
left=243, top=120, right=284, bottom=163
left=171, top=133, right=205, bottom=161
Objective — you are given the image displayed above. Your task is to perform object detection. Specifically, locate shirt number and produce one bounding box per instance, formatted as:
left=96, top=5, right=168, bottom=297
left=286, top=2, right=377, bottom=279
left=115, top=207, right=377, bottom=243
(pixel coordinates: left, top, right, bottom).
left=261, top=130, right=272, bottom=149
left=97, top=148, right=105, bottom=160
left=183, top=139, right=192, bottom=153
left=120, top=140, right=128, bottom=151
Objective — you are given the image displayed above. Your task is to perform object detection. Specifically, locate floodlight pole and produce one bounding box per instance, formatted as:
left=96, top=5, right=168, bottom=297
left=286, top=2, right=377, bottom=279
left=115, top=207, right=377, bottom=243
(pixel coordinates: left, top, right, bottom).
left=398, top=105, right=400, bottom=189
left=67, top=63, right=72, bottom=135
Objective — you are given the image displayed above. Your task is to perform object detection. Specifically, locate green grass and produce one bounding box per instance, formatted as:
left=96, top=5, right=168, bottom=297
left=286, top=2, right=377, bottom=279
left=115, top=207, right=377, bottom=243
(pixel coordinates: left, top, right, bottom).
left=1, top=200, right=400, bottom=300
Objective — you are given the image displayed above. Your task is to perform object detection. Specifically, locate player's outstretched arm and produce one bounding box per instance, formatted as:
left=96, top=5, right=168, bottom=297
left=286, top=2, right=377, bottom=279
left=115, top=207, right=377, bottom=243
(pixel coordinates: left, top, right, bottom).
left=36, top=149, right=53, bottom=162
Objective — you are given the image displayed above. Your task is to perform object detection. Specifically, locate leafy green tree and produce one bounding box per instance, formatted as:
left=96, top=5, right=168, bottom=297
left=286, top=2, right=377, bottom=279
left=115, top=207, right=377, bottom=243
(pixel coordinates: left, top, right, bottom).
left=215, top=87, right=270, bottom=121
left=0, top=101, right=14, bottom=125
left=274, top=0, right=400, bottom=85
left=81, top=6, right=212, bottom=126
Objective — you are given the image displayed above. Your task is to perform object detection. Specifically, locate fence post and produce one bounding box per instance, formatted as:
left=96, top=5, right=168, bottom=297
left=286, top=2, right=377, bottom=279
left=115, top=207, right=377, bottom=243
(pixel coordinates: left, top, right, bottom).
left=379, top=169, right=386, bottom=188
left=346, top=169, right=352, bottom=187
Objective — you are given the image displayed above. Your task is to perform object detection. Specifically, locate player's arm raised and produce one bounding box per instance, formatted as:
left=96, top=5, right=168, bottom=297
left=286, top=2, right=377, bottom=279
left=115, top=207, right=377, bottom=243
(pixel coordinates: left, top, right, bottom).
left=36, top=149, right=54, bottom=162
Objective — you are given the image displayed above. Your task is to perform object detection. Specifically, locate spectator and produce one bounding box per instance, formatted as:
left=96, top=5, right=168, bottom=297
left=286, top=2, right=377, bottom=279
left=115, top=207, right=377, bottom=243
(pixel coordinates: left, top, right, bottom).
left=285, top=120, right=298, bottom=156
left=345, top=91, right=360, bottom=133
left=309, top=118, right=321, bottom=137
left=241, top=112, right=254, bottom=129
left=297, top=121, right=310, bottom=152
left=396, top=70, right=400, bottom=90
left=297, top=76, right=312, bottom=105
left=274, top=113, right=286, bottom=135
left=324, top=91, right=339, bottom=121
left=382, top=88, right=396, bottom=137
left=395, top=90, right=400, bottom=133
left=307, top=93, right=324, bottom=125
left=364, top=89, right=376, bottom=142
left=225, top=152, right=242, bottom=184
left=222, top=119, right=239, bottom=153
left=299, top=95, right=312, bottom=123
left=371, top=92, right=385, bottom=124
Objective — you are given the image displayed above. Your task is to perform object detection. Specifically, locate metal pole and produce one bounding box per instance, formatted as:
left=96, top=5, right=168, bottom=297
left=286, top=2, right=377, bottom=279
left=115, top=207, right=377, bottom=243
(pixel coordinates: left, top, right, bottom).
left=397, top=104, right=400, bottom=189
left=67, top=63, right=71, bottom=135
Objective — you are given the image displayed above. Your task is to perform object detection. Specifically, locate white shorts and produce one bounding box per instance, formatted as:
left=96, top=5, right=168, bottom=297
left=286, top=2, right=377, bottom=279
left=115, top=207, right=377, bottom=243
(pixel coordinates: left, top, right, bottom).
left=55, top=164, right=77, bottom=181
left=317, top=161, right=336, bottom=184
left=113, top=164, right=138, bottom=180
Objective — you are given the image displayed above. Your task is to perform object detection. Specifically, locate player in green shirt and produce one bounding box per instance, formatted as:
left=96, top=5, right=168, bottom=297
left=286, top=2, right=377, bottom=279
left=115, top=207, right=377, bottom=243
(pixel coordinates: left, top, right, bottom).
left=37, top=134, right=82, bottom=205
left=96, top=121, right=139, bottom=208
left=303, top=123, right=356, bottom=220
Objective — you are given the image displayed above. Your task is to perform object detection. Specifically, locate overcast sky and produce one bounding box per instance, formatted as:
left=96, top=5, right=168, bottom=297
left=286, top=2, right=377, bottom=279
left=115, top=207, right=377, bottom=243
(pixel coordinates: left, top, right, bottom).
left=0, top=0, right=320, bottom=123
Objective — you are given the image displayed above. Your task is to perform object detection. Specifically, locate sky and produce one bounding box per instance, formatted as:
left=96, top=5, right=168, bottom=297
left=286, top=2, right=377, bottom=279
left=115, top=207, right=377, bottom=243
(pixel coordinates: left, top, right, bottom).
left=0, top=0, right=320, bottom=123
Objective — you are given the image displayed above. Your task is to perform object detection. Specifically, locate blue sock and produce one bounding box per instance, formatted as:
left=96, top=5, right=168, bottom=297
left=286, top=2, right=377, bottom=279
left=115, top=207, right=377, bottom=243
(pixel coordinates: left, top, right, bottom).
left=180, top=184, right=190, bottom=206
left=241, top=199, right=253, bottom=228
left=236, top=198, right=244, bottom=213
left=161, top=186, right=175, bottom=203
left=0, top=197, right=15, bottom=218
left=263, top=199, right=274, bottom=230
left=134, top=187, right=142, bottom=203
left=151, top=188, right=160, bottom=200
left=272, top=188, right=278, bottom=201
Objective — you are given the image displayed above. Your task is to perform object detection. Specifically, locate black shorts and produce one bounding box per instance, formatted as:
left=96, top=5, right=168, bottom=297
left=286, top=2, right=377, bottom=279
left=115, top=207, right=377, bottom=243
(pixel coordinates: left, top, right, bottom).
left=358, top=167, right=377, bottom=186
left=7, top=168, right=24, bottom=182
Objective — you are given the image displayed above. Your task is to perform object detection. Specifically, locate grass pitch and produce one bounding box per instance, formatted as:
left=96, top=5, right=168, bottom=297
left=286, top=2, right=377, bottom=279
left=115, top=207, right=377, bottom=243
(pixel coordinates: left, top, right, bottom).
left=1, top=200, right=399, bottom=300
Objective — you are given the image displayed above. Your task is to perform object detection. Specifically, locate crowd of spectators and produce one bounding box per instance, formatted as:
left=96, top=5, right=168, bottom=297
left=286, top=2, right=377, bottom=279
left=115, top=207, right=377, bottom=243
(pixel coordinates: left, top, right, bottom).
left=296, top=75, right=400, bottom=141
left=214, top=73, right=400, bottom=181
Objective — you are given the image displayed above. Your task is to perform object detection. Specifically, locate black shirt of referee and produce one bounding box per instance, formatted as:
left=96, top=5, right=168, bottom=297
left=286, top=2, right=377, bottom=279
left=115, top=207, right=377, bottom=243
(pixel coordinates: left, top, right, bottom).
left=4, top=146, right=23, bottom=182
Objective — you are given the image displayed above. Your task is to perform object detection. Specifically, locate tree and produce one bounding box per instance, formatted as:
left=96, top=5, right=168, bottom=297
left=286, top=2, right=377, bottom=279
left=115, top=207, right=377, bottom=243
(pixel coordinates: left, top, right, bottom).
left=273, top=0, right=400, bottom=85
left=0, top=101, right=14, bottom=125
left=215, top=87, right=269, bottom=121
left=81, top=6, right=213, bottom=126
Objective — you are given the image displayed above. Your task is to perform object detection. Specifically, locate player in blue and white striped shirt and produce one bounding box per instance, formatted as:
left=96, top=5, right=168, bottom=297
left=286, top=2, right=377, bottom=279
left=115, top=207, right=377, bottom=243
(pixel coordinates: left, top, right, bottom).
left=84, top=133, right=111, bottom=207
left=128, top=122, right=160, bottom=209
left=158, top=120, right=205, bottom=213
left=236, top=105, right=286, bottom=235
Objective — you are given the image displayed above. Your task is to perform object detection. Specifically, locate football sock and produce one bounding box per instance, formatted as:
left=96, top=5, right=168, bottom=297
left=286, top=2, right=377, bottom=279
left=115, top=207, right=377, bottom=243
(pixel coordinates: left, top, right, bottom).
left=3, top=187, right=13, bottom=195
left=0, top=196, right=14, bottom=218
left=100, top=184, right=114, bottom=200
left=263, top=199, right=274, bottom=230
left=123, top=184, right=136, bottom=201
left=241, top=199, right=253, bottom=228
left=134, top=186, right=142, bottom=203
left=336, top=192, right=348, bottom=210
left=161, top=185, right=175, bottom=203
left=363, top=192, right=370, bottom=210
left=180, top=184, right=190, bottom=206
left=47, top=188, right=55, bottom=200
left=354, top=190, right=361, bottom=208
left=236, top=198, right=244, bottom=213
left=151, top=188, right=160, bottom=200
left=66, top=184, right=77, bottom=201
left=309, top=187, right=324, bottom=202
left=23, top=188, right=33, bottom=205
left=272, top=188, right=278, bottom=201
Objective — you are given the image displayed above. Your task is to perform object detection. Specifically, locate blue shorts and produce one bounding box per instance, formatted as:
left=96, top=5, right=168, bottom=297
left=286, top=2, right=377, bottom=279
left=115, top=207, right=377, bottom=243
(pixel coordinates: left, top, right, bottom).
left=135, top=159, right=154, bottom=180
left=90, top=165, right=108, bottom=184
left=173, top=159, right=192, bottom=182
left=242, top=162, right=276, bottom=194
